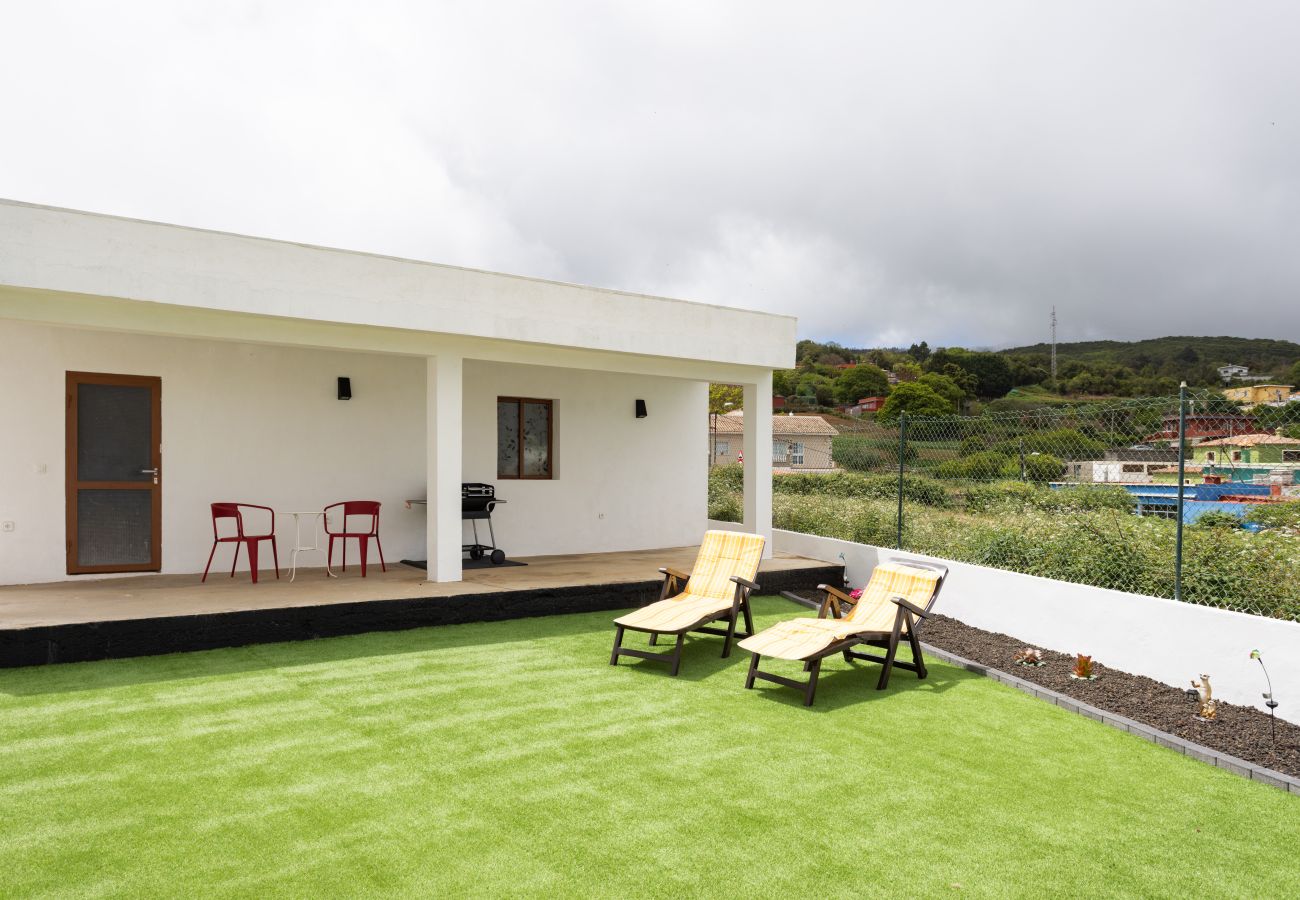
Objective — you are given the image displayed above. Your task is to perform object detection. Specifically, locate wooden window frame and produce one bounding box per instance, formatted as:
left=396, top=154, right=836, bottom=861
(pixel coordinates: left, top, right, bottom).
left=497, top=397, right=554, bottom=480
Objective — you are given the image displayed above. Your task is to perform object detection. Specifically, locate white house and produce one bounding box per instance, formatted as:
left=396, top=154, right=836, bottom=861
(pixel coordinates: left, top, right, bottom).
left=0, top=200, right=793, bottom=585
left=710, top=413, right=839, bottom=472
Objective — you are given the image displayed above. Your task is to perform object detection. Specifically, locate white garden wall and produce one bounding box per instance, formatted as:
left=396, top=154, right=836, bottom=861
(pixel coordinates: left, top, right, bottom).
left=0, top=321, right=708, bottom=585
left=711, top=523, right=1300, bottom=724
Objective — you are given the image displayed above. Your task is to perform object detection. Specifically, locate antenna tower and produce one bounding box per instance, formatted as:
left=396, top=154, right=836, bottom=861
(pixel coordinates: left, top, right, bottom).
left=1050, top=306, right=1058, bottom=386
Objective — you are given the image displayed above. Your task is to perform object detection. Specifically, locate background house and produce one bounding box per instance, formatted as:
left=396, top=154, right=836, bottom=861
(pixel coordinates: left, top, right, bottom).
left=1150, top=432, right=1300, bottom=484
left=843, top=396, right=887, bottom=416
left=1065, top=448, right=1178, bottom=484
left=1147, top=411, right=1256, bottom=445
left=710, top=413, right=839, bottom=472
left=1223, top=384, right=1294, bottom=406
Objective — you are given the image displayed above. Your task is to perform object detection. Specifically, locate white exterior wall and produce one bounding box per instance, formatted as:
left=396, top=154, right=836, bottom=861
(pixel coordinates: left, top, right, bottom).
left=729, top=526, right=1300, bottom=725
left=0, top=320, right=428, bottom=584
left=0, top=322, right=710, bottom=585
left=463, top=361, right=706, bottom=557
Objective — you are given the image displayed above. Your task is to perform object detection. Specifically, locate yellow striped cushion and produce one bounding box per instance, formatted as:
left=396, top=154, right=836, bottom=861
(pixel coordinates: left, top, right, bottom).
left=737, top=562, right=940, bottom=661
left=612, top=531, right=765, bottom=633
left=737, top=617, right=865, bottom=660
left=614, top=593, right=733, bottom=632
left=842, top=563, right=941, bottom=632
left=683, top=530, right=765, bottom=601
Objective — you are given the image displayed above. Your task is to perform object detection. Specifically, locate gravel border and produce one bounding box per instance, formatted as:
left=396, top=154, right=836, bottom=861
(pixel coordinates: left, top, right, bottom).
left=921, top=642, right=1300, bottom=795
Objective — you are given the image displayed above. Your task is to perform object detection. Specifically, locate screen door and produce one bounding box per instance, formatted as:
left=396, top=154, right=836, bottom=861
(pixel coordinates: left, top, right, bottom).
left=65, top=372, right=162, bottom=574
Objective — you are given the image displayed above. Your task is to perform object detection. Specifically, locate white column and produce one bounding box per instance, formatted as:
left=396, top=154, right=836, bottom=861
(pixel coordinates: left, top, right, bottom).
left=426, top=355, right=463, bottom=582
left=742, top=373, right=774, bottom=558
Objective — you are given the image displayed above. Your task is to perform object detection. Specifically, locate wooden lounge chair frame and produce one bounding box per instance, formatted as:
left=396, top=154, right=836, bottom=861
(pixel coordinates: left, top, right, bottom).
left=745, top=558, right=948, bottom=706
left=609, top=566, right=760, bottom=676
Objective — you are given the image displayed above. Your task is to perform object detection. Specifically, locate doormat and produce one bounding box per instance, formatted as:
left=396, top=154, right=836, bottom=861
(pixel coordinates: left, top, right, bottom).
left=401, top=558, right=528, bottom=571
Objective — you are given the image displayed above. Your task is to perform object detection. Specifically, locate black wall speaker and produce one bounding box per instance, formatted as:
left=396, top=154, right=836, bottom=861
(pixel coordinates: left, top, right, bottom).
left=635, top=399, right=647, bottom=418
left=338, top=377, right=352, bottom=400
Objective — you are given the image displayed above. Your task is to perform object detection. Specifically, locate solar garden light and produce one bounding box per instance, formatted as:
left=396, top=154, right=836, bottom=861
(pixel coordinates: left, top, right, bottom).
left=1251, top=650, right=1279, bottom=744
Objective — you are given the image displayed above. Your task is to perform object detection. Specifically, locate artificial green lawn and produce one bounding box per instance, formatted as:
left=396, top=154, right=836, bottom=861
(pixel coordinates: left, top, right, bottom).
left=3, top=597, right=1298, bottom=898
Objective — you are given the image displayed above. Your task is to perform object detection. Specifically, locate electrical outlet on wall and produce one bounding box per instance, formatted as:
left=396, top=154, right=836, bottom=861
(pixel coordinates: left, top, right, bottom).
left=1, top=521, right=14, bottom=533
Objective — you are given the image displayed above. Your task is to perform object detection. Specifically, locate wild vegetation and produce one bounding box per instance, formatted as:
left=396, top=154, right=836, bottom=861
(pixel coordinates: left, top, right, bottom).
left=708, top=466, right=1300, bottom=621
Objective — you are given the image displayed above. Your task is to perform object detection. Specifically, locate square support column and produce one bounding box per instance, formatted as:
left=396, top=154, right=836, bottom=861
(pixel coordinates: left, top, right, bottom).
left=742, top=374, right=774, bottom=558
left=426, top=355, right=463, bottom=582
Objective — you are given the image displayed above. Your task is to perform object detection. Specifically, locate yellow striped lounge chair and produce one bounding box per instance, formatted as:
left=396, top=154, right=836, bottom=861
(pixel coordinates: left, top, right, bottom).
left=738, top=558, right=947, bottom=706
left=609, top=530, right=765, bottom=676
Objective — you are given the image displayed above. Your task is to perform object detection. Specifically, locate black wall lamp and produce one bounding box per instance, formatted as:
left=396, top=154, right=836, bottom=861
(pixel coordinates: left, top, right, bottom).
left=635, top=399, right=647, bottom=418
left=338, top=377, right=352, bottom=400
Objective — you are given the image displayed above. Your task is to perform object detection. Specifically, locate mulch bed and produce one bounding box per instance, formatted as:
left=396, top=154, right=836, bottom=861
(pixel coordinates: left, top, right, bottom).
left=921, top=613, right=1300, bottom=779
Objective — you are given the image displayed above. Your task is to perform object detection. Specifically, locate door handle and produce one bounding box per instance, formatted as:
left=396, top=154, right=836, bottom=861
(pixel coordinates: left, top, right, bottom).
left=140, top=468, right=159, bottom=475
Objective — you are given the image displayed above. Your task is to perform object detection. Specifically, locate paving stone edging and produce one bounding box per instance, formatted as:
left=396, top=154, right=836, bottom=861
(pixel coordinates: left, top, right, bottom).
left=921, top=642, right=1300, bottom=796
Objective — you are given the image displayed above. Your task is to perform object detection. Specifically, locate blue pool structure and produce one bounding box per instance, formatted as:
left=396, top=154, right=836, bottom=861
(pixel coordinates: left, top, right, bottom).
left=1053, top=481, right=1278, bottom=526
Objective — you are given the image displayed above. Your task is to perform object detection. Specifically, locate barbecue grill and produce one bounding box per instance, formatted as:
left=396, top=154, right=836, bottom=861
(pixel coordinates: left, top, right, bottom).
left=462, top=482, right=506, bottom=565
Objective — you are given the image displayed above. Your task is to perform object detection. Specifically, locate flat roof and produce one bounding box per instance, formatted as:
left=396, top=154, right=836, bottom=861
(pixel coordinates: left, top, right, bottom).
left=0, top=199, right=796, bottom=370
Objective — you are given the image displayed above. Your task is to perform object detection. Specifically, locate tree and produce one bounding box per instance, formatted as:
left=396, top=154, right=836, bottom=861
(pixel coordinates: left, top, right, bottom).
left=892, top=359, right=922, bottom=382
left=875, top=382, right=954, bottom=422
left=833, top=363, right=890, bottom=404
left=1289, top=360, right=1300, bottom=386
left=939, top=363, right=978, bottom=396
left=954, top=351, right=1014, bottom=398
left=918, top=373, right=964, bottom=412
left=709, top=383, right=743, bottom=414
left=771, top=369, right=796, bottom=397
left=795, top=372, right=835, bottom=406
left=907, top=341, right=931, bottom=362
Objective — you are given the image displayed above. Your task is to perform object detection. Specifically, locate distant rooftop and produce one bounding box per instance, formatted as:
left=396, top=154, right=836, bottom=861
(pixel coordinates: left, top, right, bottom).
left=712, top=413, right=839, bottom=436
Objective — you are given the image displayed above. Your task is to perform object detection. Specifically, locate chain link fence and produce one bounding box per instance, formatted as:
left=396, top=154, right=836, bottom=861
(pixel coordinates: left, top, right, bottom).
left=710, top=390, right=1300, bottom=621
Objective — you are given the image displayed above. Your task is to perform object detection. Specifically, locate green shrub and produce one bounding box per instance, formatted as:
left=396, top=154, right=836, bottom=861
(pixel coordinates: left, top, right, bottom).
left=1245, top=501, right=1300, bottom=531
left=708, top=492, right=742, bottom=523
left=991, top=428, right=1107, bottom=461
left=964, top=481, right=1134, bottom=514
left=709, top=463, right=743, bottom=494
left=958, top=435, right=988, bottom=457
left=935, top=451, right=1009, bottom=481
left=899, top=475, right=952, bottom=507
left=1192, top=511, right=1243, bottom=529
left=831, top=434, right=916, bottom=473
left=1021, top=453, right=1065, bottom=482
left=963, top=480, right=1039, bottom=512
left=772, top=471, right=951, bottom=507
left=760, top=489, right=1300, bottom=621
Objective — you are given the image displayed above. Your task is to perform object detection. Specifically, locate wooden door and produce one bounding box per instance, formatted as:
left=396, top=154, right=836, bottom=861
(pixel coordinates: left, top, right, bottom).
left=65, top=372, right=162, bottom=574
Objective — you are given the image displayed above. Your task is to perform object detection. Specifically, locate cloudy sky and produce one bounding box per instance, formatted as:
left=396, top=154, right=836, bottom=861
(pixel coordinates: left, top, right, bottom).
left=2, top=2, right=1297, bottom=348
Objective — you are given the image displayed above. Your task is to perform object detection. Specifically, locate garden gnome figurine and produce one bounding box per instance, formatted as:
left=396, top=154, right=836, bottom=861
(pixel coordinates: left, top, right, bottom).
left=1191, top=675, right=1217, bottom=721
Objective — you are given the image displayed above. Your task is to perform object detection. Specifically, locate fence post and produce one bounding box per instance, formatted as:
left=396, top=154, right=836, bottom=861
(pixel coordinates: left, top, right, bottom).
left=896, top=412, right=907, bottom=550
left=1174, top=382, right=1188, bottom=601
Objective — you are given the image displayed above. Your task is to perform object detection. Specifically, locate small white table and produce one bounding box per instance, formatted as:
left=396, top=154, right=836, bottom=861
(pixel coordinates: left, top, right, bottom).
left=284, top=511, right=336, bottom=582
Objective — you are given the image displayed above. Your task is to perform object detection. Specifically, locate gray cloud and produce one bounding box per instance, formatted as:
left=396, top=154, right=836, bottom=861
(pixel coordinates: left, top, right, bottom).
left=2, top=1, right=1297, bottom=349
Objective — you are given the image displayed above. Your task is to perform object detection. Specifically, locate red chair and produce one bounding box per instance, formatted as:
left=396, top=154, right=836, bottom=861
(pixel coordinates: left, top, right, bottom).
left=202, top=503, right=279, bottom=583
left=324, top=501, right=385, bottom=577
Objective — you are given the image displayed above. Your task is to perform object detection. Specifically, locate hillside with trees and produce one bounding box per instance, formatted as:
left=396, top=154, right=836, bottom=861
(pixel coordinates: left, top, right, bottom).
left=772, top=335, right=1300, bottom=419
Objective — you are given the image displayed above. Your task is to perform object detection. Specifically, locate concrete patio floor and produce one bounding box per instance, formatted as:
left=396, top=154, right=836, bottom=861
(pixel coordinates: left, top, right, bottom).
left=0, top=547, right=828, bottom=629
